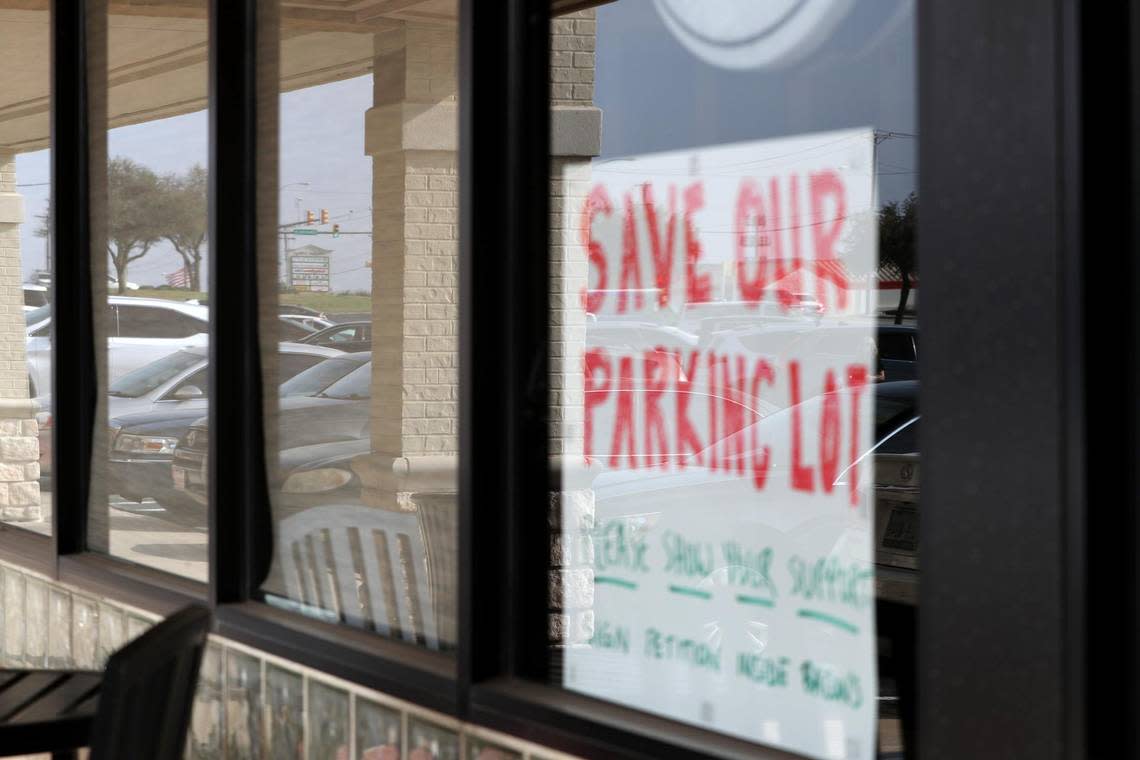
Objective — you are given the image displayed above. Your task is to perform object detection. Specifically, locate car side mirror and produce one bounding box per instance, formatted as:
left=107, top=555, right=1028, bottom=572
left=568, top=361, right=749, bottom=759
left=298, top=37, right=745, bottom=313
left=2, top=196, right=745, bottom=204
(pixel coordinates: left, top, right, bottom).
left=172, top=384, right=205, bottom=400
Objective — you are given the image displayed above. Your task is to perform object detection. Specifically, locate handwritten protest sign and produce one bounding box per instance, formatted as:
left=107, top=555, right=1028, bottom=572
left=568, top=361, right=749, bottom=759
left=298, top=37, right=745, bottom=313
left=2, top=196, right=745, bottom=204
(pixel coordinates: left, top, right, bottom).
left=559, top=128, right=879, bottom=760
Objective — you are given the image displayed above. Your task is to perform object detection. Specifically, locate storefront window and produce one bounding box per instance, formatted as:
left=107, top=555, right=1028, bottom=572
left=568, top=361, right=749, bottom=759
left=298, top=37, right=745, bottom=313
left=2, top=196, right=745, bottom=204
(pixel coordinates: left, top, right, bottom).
left=0, top=6, right=52, bottom=536
left=88, top=2, right=211, bottom=580
left=549, top=3, right=917, bottom=758
left=253, top=1, right=460, bottom=650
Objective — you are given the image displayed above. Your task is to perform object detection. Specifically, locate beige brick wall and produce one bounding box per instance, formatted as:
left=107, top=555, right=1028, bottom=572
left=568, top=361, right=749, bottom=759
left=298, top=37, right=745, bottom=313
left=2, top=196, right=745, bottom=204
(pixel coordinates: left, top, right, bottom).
left=551, top=10, right=596, bottom=106
left=367, top=24, right=460, bottom=464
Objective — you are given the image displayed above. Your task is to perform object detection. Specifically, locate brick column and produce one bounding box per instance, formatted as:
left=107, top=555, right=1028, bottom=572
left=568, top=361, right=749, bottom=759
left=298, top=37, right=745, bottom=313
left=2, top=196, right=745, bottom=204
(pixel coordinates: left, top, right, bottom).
left=548, top=11, right=601, bottom=650
left=357, top=23, right=459, bottom=505
left=0, top=152, right=41, bottom=522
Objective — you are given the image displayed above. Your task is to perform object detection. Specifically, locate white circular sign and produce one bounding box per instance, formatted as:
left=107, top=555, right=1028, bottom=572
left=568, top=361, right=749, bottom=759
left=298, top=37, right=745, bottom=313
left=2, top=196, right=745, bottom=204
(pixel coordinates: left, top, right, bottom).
left=653, top=0, right=855, bottom=70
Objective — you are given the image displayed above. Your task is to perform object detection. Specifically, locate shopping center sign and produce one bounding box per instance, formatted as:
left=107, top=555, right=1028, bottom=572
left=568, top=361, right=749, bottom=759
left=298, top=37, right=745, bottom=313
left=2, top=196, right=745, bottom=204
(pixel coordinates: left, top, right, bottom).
left=561, top=128, right=879, bottom=760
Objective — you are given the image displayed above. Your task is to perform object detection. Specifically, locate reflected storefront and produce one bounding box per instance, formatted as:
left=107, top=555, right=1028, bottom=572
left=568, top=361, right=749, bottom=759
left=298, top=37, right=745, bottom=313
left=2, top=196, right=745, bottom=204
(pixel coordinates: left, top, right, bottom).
left=0, top=1, right=1124, bottom=759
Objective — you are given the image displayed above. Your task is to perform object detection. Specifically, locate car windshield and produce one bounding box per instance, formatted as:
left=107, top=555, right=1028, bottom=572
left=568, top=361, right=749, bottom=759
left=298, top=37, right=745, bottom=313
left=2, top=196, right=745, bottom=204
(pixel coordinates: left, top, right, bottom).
left=109, top=350, right=204, bottom=398
left=318, top=362, right=372, bottom=400
left=280, top=356, right=367, bottom=397
left=25, top=304, right=50, bottom=327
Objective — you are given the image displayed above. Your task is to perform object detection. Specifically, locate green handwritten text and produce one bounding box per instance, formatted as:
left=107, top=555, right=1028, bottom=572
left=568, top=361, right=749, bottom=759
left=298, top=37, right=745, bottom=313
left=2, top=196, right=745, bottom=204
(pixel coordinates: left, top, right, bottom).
left=662, top=530, right=715, bottom=579
left=644, top=627, right=721, bottom=672
left=800, top=660, right=863, bottom=709
left=736, top=653, right=790, bottom=688
left=787, top=555, right=872, bottom=611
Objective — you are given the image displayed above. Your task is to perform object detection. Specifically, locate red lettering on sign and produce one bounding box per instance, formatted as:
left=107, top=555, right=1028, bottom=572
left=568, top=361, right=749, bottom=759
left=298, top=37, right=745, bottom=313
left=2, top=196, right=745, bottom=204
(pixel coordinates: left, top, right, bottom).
left=609, top=356, right=637, bottom=468
left=789, top=360, right=814, bottom=492
left=644, top=350, right=669, bottom=469
left=583, top=348, right=611, bottom=464
left=819, top=370, right=840, bottom=493
left=721, top=354, right=748, bottom=476
left=580, top=184, right=613, bottom=314
left=707, top=350, right=719, bottom=472
left=735, top=179, right=767, bottom=304
left=684, top=182, right=711, bottom=304
left=846, top=364, right=869, bottom=506
left=750, top=359, right=775, bottom=489
left=643, top=183, right=677, bottom=308
left=809, top=170, right=848, bottom=309
left=767, top=177, right=793, bottom=310
left=789, top=173, right=804, bottom=303
left=618, top=193, right=643, bottom=313
left=676, top=350, right=703, bottom=468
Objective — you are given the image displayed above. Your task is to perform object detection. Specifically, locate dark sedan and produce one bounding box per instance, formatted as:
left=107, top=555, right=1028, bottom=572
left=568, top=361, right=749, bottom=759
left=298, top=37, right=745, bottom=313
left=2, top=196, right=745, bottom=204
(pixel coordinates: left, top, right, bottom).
left=298, top=321, right=371, bottom=352
left=106, top=352, right=369, bottom=510
left=172, top=361, right=373, bottom=507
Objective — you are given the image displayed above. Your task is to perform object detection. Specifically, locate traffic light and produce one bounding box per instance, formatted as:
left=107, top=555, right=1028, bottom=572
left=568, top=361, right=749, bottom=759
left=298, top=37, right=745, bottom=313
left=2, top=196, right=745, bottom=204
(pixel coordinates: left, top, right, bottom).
left=332, top=223, right=340, bottom=237
left=320, top=208, right=329, bottom=224
left=305, top=209, right=315, bottom=224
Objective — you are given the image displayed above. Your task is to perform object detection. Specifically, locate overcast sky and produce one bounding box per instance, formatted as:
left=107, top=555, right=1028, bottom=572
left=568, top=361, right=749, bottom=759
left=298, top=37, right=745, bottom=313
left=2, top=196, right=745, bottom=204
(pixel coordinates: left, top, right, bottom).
left=15, top=0, right=915, bottom=290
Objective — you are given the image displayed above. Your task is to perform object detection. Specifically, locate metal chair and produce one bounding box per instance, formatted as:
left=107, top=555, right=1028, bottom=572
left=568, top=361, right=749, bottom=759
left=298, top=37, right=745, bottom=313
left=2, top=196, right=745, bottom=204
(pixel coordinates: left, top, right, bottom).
left=278, top=504, right=439, bottom=648
left=87, top=603, right=211, bottom=759
left=0, top=603, right=210, bottom=759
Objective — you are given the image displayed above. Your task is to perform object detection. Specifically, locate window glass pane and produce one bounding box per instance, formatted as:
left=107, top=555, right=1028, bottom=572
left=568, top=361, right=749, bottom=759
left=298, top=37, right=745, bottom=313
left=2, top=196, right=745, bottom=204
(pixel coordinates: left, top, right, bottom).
left=254, top=2, right=460, bottom=650
left=548, top=4, right=918, bottom=758
left=0, top=6, right=51, bottom=534
left=88, top=2, right=211, bottom=580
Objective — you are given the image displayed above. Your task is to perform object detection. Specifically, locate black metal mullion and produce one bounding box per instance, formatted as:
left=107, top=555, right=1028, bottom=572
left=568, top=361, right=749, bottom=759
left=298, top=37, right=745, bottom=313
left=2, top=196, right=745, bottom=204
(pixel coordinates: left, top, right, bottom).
left=209, top=0, right=271, bottom=605
left=52, top=0, right=95, bottom=560
left=458, top=0, right=551, bottom=708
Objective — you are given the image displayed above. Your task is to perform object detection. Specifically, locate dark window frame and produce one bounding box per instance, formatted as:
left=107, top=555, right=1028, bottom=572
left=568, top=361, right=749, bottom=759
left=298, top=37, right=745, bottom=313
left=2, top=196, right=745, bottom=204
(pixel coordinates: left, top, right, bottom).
left=0, top=0, right=1117, bottom=758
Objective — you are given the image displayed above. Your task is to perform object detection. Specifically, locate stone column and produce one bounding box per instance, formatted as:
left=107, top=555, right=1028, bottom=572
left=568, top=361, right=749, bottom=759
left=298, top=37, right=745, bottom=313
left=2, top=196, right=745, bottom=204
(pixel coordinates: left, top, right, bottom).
left=0, top=152, right=41, bottom=522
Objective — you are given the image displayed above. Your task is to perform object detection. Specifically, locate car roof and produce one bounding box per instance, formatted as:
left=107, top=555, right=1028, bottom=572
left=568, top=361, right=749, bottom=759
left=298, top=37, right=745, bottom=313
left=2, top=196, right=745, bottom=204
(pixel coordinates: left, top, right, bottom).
left=279, top=342, right=343, bottom=357
left=107, top=296, right=209, bottom=319
left=875, top=379, right=919, bottom=404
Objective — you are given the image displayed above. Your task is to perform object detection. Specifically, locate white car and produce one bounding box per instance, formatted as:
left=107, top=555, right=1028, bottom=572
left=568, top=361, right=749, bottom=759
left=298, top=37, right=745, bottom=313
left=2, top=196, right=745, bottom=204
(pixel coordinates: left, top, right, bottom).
left=26, top=296, right=211, bottom=396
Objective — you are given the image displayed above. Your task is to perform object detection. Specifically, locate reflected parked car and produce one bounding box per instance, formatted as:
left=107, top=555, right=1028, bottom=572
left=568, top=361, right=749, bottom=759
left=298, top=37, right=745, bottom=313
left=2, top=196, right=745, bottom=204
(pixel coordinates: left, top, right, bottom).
left=298, top=321, right=371, bottom=352
left=102, top=346, right=351, bottom=507
left=37, top=342, right=341, bottom=486
left=171, top=361, right=374, bottom=507
left=26, top=297, right=211, bottom=394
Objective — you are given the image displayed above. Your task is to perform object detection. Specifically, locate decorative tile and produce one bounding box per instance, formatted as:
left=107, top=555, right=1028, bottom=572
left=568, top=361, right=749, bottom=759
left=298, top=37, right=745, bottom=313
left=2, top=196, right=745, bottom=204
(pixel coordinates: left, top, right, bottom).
left=187, top=642, right=225, bottom=760
left=307, top=679, right=350, bottom=760
left=2, top=569, right=24, bottom=667
left=47, top=588, right=72, bottom=668
left=408, top=717, right=460, bottom=760
left=96, top=603, right=125, bottom=665
left=24, top=577, right=48, bottom=667
left=127, top=615, right=152, bottom=641
left=464, top=737, right=521, bottom=760
left=355, top=697, right=401, bottom=760
left=71, top=594, right=99, bottom=669
left=224, top=650, right=263, bottom=759
left=265, top=664, right=304, bottom=760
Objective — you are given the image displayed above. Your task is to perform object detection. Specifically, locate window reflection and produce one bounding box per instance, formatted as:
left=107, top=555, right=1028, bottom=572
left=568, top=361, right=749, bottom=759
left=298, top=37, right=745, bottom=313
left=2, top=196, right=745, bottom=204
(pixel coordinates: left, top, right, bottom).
left=88, top=4, right=212, bottom=580
left=548, top=3, right=918, bottom=758
left=246, top=1, right=460, bottom=650
left=0, top=7, right=51, bottom=533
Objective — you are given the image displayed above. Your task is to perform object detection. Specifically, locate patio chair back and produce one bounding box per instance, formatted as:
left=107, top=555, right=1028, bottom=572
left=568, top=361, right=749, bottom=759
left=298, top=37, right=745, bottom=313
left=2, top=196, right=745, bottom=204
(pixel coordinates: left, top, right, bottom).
left=278, top=504, right=438, bottom=648
left=88, top=603, right=211, bottom=760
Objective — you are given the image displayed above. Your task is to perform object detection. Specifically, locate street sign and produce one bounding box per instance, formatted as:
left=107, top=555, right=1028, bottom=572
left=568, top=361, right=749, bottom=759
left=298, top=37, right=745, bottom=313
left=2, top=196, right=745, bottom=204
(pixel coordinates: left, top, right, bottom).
left=293, top=228, right=320, bottom=236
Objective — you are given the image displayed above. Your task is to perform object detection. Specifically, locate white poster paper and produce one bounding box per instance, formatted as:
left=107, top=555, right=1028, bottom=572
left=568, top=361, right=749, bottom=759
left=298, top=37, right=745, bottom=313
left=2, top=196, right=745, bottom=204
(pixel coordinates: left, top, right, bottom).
left=560, top=128, right=880, bottom=760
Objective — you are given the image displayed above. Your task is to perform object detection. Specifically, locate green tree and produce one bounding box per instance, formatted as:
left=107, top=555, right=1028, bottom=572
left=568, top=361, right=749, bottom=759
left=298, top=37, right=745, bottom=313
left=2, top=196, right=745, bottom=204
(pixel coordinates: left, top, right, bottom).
left=108, top=157, right=165, bottom=294
left=879, top=192, right=917, bottom=324
left=160, top=164, right=208, bottom=290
